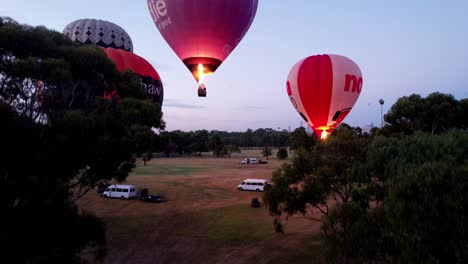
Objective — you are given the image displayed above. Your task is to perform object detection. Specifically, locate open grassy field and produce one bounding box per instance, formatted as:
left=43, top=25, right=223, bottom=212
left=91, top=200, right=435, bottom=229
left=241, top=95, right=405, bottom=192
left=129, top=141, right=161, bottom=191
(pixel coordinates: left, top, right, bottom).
left=77, top=150, right=324, bottom=264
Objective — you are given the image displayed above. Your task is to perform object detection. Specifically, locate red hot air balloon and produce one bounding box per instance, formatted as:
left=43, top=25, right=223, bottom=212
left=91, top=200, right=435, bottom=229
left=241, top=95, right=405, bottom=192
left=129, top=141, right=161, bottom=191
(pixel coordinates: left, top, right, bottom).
left=287, top=54, right=363, bottom=140
left=103, top=47, right=164, bottom=106
left=147, top=0, right=258, bottom=97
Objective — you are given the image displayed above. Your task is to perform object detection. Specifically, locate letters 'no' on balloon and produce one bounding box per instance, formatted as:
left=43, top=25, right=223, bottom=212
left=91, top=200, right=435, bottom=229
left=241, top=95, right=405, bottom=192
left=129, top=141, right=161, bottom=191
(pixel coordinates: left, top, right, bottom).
left=287, top=54, right=363, bottom=140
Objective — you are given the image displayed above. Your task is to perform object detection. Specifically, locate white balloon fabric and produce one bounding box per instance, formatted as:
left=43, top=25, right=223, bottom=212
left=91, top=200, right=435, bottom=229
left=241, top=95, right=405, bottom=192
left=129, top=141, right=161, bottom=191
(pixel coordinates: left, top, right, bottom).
left=63, top=19, right=133, bottom=52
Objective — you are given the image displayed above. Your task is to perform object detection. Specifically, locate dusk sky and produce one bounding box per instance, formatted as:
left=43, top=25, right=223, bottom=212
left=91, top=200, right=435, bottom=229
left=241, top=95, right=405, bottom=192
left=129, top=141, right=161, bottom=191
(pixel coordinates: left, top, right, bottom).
left=2, top=0, right=467, bottom=132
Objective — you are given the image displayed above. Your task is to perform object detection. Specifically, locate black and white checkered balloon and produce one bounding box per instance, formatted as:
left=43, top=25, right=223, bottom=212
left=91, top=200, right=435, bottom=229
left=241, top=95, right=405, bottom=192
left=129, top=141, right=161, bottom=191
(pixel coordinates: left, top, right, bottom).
left=63, top=19, right=133, bottom=52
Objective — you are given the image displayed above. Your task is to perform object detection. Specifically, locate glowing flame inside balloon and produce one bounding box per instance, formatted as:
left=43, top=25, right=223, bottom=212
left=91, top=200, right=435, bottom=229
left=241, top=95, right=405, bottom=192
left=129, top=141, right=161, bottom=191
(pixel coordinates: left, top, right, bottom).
left=197, top=64, right=213, bottom=85
left=321, top=130, right=329, bottom=140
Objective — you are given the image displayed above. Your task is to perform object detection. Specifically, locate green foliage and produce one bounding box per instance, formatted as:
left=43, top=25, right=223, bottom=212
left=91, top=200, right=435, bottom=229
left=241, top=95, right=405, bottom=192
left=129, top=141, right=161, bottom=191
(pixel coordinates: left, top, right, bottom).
left=264, top=125, right=370, bottom=231
left=289, top=127, right=316, bottom=150
left=211, top=134, right=226, bottom=156
left=224, top=144, right=241, bottom=157
left=367, top=131, right=468, bottom=263
left=262, top=146, right=273, bottom=159
left=0, top=22, right=163, bottom=263
left=384, top=92, right=463, bottom=134
left=277, top=148, right=288, bottom=160
left=387, top=162, right=468, bottom=263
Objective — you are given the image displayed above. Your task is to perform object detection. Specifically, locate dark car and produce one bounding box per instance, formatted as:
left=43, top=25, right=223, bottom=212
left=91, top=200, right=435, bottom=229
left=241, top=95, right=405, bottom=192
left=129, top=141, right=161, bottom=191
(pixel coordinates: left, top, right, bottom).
left=96, top=183, right=110, bottom=194
left=142, top=194, right=167, bottom=203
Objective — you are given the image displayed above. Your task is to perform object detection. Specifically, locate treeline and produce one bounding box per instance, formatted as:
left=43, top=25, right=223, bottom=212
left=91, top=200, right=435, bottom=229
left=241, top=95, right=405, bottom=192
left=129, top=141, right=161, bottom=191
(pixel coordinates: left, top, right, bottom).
left=264, top=92, right=468, bottom=263
left=149, top=128, right=291, bottom=156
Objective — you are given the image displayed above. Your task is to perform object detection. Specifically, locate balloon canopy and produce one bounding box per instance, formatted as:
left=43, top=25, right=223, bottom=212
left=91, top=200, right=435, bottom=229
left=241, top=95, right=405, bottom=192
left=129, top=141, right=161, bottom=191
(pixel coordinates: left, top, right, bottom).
left=287, top=54, right=363, bottom=139
left=63, top=19, right=133, bottom=52
left=147, top=0, right=258, bottom=88
left=103, top=47, right=164, bottom=106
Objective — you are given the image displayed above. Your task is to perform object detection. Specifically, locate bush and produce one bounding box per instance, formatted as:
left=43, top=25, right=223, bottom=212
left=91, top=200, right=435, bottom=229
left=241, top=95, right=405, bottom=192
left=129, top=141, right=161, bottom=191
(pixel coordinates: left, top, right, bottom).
left=277, top=148, right=288, bottom=160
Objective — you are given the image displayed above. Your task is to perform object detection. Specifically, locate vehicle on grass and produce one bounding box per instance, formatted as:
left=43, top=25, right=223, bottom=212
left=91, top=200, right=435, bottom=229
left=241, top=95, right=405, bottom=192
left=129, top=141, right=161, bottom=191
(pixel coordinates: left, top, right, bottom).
left=241, top=158, right=268, bottom=164
left=241, top=158, right=258, bottom=164
left=102, top=184, right=137, bottom=199
left=141, top=194, right=167, bottom=203
left=238, top=179, right=268, bottom=192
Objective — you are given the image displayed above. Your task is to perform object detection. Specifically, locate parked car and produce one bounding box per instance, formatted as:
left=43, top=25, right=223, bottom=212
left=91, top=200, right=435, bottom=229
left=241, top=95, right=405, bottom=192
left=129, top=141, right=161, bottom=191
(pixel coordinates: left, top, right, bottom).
left=238, top=179, right=268, bottom=192
left=241, top=158, right=258, bottom=164
left=141, top=194, right=167, bottom=203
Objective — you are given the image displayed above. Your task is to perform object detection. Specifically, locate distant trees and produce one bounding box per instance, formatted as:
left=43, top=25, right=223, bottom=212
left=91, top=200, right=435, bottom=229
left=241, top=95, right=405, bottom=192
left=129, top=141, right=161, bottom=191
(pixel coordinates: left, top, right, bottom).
left=150, top=128, right=291, bottom=157
left=262, top=146, right=273, bottom=160
left=264, top=92, right=468, bottom=263
left=0, top=21, right=162, bottom=262
left=277, top=148, right=288, bottom=160
left=224, top=144, right=241, bottom=157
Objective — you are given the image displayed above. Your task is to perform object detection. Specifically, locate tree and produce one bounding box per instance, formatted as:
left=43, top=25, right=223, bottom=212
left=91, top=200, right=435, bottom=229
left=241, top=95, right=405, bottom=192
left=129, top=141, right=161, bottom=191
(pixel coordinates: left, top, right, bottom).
left=384, top=93, right=461, bottom=134
left=289, top=127, right=316, bottom=150
left=366, top=131, right=468, bottom=263
left=262, top=146, right=273, bottom=160
left=0, top=21, right=163, bottom=263
left=263, top=125, right=374, bottom=262
left=224, top=144, right=241, bottom=157
left=210, top=134, right=225, bottom=156
left=276, top=148, right=288, bottom=160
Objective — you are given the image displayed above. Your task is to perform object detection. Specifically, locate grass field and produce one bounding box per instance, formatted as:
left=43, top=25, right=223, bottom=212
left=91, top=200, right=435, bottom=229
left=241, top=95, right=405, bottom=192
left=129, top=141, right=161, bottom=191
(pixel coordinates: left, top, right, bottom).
left=133, top=164, right=207, bottom=176
left=77, top=150, right=323, bottom=263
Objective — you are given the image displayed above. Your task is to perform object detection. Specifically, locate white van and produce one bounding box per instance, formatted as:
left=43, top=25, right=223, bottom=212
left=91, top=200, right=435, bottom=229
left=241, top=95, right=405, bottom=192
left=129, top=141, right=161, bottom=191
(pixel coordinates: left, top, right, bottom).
left=241, top=158, right=258, bottom=164
left=102, top=184, right=137, bottom=199
left=238, top=179, right=268, bottom=192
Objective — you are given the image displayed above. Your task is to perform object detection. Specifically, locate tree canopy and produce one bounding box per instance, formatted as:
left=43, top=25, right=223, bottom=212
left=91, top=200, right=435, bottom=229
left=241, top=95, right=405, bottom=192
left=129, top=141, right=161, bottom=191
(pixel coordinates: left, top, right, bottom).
left=0, top=20, right=163, bottom=263
left=264, top=92, right=468, bottom=263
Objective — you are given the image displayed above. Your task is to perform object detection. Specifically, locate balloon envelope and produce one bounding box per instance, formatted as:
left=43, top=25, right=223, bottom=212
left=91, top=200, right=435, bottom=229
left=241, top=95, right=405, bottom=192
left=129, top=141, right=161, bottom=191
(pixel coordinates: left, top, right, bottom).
left=63, top=19, right=133, bottom=52
left=147, top=0, right=258, bottom=82
left=287, top=54, right=363, bottom=139
left=103, top=48, right=164, bottom=106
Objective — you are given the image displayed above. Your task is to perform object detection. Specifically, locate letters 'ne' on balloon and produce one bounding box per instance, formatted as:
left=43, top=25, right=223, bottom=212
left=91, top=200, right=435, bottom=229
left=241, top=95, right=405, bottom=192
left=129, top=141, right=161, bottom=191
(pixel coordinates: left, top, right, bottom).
left=147, top=0, right=258, bottom=97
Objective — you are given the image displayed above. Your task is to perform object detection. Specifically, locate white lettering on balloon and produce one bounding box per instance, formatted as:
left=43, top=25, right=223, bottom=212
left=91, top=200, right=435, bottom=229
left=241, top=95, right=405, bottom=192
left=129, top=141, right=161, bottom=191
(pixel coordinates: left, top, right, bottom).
left=140, top=78, right=161, bottom=96
left=149, top=0, right=172, bottom=31
left=147, top=84, right=161, bottom=96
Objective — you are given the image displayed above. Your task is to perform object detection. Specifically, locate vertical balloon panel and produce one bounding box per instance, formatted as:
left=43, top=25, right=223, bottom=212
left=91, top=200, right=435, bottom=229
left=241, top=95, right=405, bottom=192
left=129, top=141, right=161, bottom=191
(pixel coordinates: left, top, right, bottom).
left=287, top=54, right=363, bottom=139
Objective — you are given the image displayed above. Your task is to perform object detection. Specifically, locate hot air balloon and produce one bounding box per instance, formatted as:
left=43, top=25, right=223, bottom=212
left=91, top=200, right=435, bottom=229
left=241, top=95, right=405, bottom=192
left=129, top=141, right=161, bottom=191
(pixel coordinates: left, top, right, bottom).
left=63, top=19, right=133, bottom=52
left=147, top=0, right=258, bottom=97
left=103, top=47, right=164, bottom=106
left=287, top=54, right=363, bottom=140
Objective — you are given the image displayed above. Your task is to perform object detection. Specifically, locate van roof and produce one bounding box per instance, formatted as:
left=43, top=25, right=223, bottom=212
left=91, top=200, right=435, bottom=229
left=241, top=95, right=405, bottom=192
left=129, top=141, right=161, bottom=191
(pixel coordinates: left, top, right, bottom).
left=109, top=184, right=136, bottom=188
left=243, top=179, right=267, bottom=182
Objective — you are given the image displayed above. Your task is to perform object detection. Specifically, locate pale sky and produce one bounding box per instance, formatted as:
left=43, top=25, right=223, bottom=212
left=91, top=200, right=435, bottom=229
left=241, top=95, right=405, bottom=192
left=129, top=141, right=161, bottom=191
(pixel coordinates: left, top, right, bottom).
left=2, top=0, right=467, bottom=131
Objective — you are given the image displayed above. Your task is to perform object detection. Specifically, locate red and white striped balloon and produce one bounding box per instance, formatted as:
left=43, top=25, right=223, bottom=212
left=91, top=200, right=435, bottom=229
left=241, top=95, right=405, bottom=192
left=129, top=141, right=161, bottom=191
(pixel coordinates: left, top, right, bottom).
left=287, top=54, right=363, bottom=139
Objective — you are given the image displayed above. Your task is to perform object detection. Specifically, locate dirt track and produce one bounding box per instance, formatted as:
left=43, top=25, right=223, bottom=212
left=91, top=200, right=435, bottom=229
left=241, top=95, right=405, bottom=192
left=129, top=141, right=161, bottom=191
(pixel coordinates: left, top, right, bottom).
left=78, top=155, right=323, bottom=263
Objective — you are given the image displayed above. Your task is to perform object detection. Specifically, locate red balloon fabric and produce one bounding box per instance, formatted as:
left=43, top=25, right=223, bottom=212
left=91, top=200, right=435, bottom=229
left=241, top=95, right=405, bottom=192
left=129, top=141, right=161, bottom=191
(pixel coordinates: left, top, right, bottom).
left=287, top=54, right=363, bottom=139
left=147, top=0, right=258, bottom=82
left=103, top=47, right=164, bottom=106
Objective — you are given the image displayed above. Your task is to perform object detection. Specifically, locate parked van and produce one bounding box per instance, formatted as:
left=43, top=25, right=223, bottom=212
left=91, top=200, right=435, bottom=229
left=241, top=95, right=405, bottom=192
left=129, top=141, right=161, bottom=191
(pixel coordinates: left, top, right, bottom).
left=102, top=184, right=137, bottom=199
left=238, top=179, right=268, bottom=192
left=241, top=158, right=258, bottom=164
